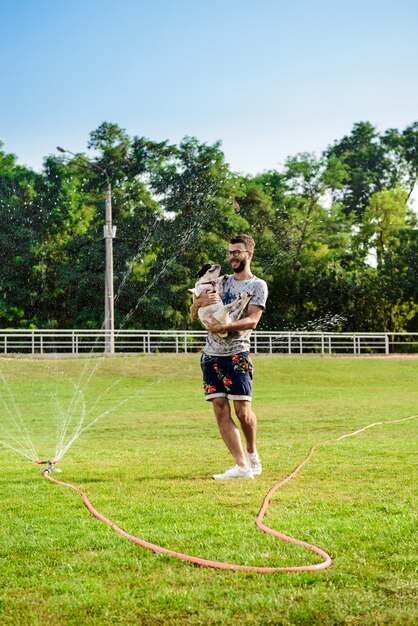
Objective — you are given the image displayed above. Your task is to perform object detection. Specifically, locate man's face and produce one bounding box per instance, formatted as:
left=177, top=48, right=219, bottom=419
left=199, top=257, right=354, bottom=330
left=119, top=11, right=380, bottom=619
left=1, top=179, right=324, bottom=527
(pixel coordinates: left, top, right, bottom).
left=227, top=244, right=251, bottom=273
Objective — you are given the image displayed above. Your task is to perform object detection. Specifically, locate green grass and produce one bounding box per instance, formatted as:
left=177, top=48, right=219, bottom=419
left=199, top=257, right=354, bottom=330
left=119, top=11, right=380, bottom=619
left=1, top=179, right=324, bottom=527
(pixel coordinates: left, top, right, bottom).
left=0, top=354, right=417, bottom=625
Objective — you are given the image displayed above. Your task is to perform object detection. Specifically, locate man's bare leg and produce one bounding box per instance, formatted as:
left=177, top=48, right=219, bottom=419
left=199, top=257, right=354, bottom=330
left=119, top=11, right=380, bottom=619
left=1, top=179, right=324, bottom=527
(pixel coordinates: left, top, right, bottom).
left=233, top=400, right=257, bottom=454
left=212, top=397, right=248, bottom=468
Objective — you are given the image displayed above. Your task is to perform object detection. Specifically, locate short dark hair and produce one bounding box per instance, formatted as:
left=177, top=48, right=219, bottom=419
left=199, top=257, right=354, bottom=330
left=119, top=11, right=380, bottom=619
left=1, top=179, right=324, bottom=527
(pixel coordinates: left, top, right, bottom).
left=229, top=234, right=255, bottom=252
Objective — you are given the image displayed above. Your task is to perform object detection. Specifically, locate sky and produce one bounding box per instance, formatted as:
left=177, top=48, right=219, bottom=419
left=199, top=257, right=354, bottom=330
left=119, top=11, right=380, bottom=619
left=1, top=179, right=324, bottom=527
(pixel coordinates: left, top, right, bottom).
left=1, top=0, right=418, bottom=179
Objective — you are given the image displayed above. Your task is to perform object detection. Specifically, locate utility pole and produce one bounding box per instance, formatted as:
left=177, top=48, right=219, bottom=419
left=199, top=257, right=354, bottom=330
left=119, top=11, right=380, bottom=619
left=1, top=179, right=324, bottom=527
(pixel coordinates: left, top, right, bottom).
left=57, top=146, right=116, bottom=354
left=104, top=180, right=115, bottom=354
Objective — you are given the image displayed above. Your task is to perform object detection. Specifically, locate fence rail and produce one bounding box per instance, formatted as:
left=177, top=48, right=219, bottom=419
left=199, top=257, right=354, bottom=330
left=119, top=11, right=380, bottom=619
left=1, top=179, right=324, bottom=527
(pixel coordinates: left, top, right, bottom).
left=0, top=329, right=417, bottom=355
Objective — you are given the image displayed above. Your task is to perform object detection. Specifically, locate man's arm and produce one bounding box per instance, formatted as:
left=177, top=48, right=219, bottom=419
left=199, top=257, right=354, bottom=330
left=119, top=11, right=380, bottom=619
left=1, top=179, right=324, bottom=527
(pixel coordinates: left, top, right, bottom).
left=204, top=304, right=264, bottom=334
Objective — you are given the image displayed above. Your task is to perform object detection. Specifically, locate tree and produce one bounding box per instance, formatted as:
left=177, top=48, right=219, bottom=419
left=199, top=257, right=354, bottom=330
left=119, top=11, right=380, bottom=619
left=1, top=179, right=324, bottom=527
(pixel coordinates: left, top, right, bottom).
left=0, top=120, right=417, bottom=334
left=359, top=186, right=409, bottom=268
left=0, top=143, right=43, bottom=326
left=380, top=227, right=418, bottom=331
left=326, top=121, right=392, bottom=219
left=50, top=123, right=174, bottom=328
left=146, top=137, right=248, bottom=328
left=382, top=122, right=418, bottom=201
left=254, top=153, right=348, bottom=327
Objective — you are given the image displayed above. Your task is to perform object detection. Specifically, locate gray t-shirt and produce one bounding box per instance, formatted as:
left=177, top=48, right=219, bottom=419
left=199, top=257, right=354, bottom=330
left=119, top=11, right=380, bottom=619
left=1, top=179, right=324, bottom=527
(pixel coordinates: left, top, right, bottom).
left=204, top=274, right=268, bottom=356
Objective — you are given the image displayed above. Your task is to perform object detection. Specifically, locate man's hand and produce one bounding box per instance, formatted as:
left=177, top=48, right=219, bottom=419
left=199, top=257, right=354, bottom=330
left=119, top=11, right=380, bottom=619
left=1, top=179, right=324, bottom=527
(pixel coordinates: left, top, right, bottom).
left=190, top=291, right=220, bottom=321
left=196, top=292, right=221, bottom=307
left=205, top=318, right=228, bottom=334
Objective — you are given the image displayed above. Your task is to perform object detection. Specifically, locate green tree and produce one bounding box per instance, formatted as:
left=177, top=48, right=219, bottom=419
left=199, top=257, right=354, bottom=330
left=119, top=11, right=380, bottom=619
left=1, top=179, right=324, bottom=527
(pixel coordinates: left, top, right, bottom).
left=146, top=137, right=248, bottom=328
left=380, top=227, right=418, bottom=331
left=256, top=154, right=348, bottom=327
left=326, top=121, right=392, bottom=219
left=359, top=186, right=409, bottom=268
left=0, top=120, right=417, bottom=335
left=49, top=123, right=173, bottom=328
left=0, top=142, right=43, bottom=326
left=382, top=122, right=418, bottom=200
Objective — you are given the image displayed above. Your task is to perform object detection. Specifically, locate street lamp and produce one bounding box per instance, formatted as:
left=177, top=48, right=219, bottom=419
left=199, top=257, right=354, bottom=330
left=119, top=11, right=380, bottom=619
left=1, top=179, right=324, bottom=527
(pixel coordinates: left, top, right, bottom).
left=57, top=146, right=116, bottom=354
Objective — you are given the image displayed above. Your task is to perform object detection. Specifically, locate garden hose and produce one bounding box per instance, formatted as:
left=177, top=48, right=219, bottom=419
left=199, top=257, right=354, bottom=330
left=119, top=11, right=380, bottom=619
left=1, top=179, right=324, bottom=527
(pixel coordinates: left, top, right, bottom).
left=42, top=415, right=416, bottom=573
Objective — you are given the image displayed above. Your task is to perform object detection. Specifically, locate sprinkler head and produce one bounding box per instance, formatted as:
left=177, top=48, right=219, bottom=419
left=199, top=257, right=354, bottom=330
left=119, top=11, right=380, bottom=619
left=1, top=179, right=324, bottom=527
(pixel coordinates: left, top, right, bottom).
left=35, top=460, right=62, bottom=474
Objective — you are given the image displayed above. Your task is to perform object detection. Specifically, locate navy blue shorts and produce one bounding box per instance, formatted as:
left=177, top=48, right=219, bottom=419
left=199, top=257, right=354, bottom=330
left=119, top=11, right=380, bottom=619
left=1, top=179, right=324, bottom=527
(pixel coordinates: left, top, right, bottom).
left=200, top=352, right=253, bottom=401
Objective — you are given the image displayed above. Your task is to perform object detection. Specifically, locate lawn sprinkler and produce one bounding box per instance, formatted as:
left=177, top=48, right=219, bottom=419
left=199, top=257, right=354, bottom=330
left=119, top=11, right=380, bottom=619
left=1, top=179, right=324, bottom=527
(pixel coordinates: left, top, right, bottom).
left=35, top=459, right=62, bottom=474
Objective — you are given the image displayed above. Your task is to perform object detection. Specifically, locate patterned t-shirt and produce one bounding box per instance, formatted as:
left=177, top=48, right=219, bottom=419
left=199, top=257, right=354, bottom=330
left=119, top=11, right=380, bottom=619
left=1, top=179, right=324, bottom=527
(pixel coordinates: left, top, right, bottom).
left=204, top=274, right=268, bottom=356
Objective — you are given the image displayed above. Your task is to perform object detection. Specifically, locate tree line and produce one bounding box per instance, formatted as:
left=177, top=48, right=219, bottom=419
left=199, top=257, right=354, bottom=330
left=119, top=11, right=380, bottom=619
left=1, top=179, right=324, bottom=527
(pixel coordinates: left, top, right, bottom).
left=0, top=120, right=417, bottom=332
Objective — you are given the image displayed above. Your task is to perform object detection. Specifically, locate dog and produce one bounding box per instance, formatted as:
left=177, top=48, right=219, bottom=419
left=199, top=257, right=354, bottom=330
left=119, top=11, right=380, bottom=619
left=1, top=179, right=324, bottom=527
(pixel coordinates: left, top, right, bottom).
left=189, top=263, right=254, bottom=338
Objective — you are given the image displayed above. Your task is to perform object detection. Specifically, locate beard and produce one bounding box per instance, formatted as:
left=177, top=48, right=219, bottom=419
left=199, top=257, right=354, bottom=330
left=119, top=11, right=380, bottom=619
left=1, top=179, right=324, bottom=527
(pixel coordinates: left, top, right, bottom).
left=231, top=259, right=246, bottom=273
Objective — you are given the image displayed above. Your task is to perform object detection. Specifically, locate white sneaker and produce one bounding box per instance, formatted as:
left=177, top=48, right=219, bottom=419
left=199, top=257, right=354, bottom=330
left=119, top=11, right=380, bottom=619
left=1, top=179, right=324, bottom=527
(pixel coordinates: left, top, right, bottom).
left=246, top=451, right=262, bottom=475
left=213, top=465, right=254, bottom=480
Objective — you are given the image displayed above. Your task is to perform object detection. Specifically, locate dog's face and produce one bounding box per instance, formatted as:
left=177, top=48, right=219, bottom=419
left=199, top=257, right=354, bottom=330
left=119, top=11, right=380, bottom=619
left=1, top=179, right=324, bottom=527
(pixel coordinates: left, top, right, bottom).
left=195, top=264, right=222, bottom=284
left=188, top=264, right=223, bottom=297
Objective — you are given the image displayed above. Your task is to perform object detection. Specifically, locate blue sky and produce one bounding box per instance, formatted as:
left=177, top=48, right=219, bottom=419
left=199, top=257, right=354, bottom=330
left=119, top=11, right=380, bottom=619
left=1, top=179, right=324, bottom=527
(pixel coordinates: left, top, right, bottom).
left=1, top=0, right=417, bottom=176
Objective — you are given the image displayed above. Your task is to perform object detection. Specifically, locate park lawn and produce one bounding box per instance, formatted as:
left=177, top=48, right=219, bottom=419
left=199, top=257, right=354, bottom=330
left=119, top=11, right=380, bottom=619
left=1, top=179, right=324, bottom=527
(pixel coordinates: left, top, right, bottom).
left=0, top=354, right=417, bottom=625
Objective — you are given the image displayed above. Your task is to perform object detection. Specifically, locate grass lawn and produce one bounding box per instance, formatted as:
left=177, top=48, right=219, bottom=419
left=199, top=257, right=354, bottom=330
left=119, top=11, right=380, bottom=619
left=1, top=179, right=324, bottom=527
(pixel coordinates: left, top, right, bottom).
left=0, top=354, right=417, bottom=625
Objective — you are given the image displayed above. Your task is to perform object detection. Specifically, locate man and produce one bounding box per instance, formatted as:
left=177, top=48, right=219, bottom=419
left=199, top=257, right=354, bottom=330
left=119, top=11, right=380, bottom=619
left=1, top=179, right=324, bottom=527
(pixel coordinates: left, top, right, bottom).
left=190, top=234, right=268, bottom=479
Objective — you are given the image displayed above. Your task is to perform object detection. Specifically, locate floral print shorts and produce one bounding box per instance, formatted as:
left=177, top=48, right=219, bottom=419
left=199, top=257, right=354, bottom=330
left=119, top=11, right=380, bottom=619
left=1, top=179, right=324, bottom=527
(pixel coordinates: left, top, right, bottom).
left=200, top=352, right=253, bottom=401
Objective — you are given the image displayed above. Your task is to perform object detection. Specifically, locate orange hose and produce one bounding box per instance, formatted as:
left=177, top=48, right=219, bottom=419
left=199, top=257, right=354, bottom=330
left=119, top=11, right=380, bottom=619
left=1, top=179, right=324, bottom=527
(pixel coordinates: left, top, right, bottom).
left=43, top=415, right=416, bottom=574
left=44, top=445, right=331, bottom=573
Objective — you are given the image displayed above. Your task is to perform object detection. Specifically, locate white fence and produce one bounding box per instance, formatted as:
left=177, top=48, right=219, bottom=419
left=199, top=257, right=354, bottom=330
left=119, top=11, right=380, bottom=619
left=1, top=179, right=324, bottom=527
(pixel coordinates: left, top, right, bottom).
left=0, top=329, right=417, bottom=355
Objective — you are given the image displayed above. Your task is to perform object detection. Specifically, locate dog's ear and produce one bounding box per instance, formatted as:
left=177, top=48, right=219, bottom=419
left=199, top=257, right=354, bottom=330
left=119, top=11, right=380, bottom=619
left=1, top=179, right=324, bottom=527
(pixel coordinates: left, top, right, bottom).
left=187, top=288, right=196, bottom=294
left=196, top=264, right=212, bottom=278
